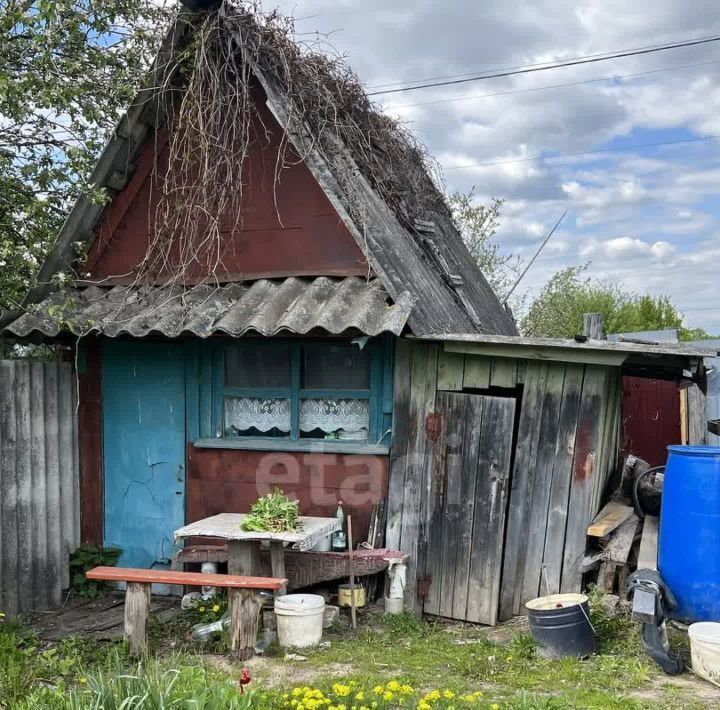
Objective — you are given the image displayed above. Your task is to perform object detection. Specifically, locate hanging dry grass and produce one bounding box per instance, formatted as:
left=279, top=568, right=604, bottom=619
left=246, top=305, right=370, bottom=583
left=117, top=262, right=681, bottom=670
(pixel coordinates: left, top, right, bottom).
left=134, top=0, right=446, bottom=286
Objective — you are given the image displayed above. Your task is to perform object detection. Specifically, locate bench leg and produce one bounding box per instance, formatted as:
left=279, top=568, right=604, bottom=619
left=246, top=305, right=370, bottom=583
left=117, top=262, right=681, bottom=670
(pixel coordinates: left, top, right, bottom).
left=124, top=582, right=151, bottom=656
left=228, top=588, right=263, bottom=661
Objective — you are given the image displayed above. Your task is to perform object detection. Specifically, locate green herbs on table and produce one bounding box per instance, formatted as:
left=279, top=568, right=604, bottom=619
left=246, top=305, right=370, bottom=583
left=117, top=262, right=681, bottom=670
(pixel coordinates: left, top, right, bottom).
left=242, top=489, right=300, bottom=533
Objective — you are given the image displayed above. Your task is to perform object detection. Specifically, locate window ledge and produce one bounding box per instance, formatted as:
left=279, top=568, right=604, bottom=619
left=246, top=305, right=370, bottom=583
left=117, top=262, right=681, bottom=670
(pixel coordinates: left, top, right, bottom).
left=193, top=437, right=390, bottom=455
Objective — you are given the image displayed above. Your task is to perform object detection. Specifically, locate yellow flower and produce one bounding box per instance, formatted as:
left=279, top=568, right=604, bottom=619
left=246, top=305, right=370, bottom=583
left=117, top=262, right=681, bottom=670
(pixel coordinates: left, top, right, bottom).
left=373, top=686, right=384, bottom=695
left=198, top=606, right=205, bottom=612
left=462, top=695, right=476, bottom=704
left=505, top=655, right=512, bottom=662
left=443, top=690, right=456, bottom=699
left=386, top=680, right=401, bottom=692
left=79, top=677, right=87, bottom=684
left=425, top=690, right=441, bottom=701
left=293, top=688, right=304, bottom=697
left=333, top=684, right=350, bottom=697
left=401, top=684, right=413, bottom=695
left=354, top=692, right=364, bottom=701
left=0, top=612, right=5, bottom=618
left=418, top=703, right=431, bottom=710
left=491, top=704, right=500, bottom=710
left=212, top=604, right=220, bottom=612
left=382, top=692, right=393, bottom=701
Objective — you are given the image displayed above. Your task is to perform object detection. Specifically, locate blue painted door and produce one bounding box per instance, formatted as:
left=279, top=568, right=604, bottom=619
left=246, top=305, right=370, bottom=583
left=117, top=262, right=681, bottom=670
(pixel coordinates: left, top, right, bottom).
left=102, top=341, right=185, bottom=569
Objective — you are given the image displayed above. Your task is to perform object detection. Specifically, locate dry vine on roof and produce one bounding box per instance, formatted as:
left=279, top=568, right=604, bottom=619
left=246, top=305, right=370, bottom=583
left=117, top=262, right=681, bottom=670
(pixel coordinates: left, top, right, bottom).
left=137, top=0, right=447, bottom=287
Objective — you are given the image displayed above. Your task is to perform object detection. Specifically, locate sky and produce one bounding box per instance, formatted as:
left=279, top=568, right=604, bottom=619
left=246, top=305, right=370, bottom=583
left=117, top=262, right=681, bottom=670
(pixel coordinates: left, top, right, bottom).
left=272, top=0, right=720, bottom=333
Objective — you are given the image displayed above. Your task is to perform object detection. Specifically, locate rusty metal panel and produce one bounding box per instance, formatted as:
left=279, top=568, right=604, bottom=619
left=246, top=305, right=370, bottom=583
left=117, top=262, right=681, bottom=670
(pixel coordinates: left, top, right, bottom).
left=0, top=359, right=79, bottom=616
left=622, top=375, right=681, bottom=467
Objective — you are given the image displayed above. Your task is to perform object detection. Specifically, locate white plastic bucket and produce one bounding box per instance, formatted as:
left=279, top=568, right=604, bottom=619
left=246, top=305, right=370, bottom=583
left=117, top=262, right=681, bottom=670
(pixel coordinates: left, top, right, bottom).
left=689, top=622, right=720, bottom=686
left=274, top=594, right=325, bottom=648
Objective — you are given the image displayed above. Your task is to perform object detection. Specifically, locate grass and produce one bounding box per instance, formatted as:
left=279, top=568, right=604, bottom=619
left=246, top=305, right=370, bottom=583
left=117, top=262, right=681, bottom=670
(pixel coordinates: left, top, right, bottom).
left=0, top=593, right=716, bottom=709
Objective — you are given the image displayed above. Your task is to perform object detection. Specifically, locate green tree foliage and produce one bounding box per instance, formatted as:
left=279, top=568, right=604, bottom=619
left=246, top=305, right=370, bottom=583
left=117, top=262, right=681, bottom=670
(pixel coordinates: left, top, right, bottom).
left=520, top=265, right=712, bottom=340
left=0, top=0, right=171, bottom=309
left=448, top=191, right=522, bottom=299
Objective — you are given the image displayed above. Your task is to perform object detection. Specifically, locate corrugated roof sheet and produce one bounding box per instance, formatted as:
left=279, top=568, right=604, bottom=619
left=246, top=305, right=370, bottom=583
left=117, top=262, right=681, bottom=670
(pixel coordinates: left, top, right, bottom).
left=6, top=277, right=414, bottom=339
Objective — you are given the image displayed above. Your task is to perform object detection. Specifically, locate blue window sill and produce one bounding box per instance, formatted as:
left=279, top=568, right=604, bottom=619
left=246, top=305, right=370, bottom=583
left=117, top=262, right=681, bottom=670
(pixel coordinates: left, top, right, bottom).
left=193, top=437, right=390, bottom=455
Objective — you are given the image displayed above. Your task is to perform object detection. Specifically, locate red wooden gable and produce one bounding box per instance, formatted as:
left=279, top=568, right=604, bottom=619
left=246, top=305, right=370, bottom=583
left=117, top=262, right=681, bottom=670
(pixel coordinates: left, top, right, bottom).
left=83, top=86, right=368, bottom=283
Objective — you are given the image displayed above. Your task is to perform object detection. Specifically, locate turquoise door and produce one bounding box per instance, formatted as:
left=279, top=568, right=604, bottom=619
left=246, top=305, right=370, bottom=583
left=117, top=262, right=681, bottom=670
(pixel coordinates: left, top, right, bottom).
left=102, top=341, right=185, bottom=569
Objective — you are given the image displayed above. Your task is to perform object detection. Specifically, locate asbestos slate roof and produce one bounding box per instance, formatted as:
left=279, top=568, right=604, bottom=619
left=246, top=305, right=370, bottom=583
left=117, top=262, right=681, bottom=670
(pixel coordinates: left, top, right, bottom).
left=6, top=277, right=414, bottom=339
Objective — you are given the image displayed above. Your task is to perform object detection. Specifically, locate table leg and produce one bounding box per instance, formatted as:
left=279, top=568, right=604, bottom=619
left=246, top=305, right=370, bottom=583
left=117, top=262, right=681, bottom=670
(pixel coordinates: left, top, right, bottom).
left=269, top=541, right=287, bottom=596
left=227, top=540, right=260, bottom=576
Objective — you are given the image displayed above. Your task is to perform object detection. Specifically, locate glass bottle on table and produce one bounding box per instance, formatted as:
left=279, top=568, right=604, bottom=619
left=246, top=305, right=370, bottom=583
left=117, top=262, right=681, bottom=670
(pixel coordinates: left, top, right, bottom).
left=331, top=501, right=346, bottom=551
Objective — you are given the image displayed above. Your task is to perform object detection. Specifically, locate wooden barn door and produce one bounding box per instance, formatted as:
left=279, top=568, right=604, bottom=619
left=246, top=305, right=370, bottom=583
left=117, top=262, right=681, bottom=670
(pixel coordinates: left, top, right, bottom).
left=423, top=392, right=515, bottom=625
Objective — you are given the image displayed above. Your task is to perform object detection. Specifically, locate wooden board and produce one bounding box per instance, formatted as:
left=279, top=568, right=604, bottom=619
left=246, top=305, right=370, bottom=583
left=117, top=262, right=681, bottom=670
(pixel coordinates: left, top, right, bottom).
left=637, top=515, right=659, bottom=571
left=499, top=361, right=549, bottom=619
left=86, top=566, right=286, bottom=589
left=603, top=514, right=639, bottom=564
left=423, top=392, right=515, bottom=625
left=437, top=351, right=465, bottom=391
left=587, top=501, right=634, bottom=537
left=462, top=355, right=491, bottom=390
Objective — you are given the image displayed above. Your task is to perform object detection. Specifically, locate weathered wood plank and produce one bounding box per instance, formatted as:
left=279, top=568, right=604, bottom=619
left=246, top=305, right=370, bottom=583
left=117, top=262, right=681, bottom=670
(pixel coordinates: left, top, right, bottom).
left=437, top=351, right=465, bottom=391
left=490, top=358, right=517, bottom=388
left=385, top=339, right=412, bottom=552
left=466, top=396, right=515, bottom=625
left=462, top=354, right=491, bottom=390
left=499, top=361, right=549, bottom=620
left=542, top=363, right=584, bottom=595
left=422, top=390, right=450, bottom=617
left=229, top=588, right=263, bottom=661
left=587, top=501, right=634, bottom=538
left=603, top=514, right=639, bottom=564
left=519, top=363, right=566, bottom=606
left=560, top=365, right=607, bottom=593
left=398, top=343, right=439, bottom=613
left=583, top=313, right=604, bottom=339
left=637, top=515, right=659, bottom=571
left=687, top=383, right=707, bottom=445
left=438, top=394, right=470, bottom=619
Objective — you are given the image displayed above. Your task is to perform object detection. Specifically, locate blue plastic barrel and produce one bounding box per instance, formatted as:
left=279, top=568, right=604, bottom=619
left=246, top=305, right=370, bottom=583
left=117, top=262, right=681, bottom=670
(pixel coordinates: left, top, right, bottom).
left=658, top=445, right=720, bottom=622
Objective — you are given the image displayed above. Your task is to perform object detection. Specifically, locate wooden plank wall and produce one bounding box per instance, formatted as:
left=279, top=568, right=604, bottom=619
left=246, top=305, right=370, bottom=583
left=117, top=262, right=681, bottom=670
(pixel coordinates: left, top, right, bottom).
left=499, top=361, right=621, bottom=618
left=387, top=341, right=622, bottom=618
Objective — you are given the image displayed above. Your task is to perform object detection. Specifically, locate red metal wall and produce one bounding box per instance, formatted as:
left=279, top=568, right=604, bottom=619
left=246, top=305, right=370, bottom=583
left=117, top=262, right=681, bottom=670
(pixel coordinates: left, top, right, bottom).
left=187, top=446, right=388, bottom=543
left=622, top=376, right=681, bottom=467
left=84, top=85, right=368, bottom=283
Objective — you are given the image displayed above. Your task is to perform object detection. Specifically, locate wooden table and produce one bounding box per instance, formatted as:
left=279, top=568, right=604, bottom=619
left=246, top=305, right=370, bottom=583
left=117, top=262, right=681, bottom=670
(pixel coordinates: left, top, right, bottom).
left=173, top=513, right=340, bottom=594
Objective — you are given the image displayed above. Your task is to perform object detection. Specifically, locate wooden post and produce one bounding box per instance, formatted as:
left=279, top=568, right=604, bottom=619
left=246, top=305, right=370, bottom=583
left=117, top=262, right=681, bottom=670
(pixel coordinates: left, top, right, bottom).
left=124, top=582, right=151, bottom=656
left=227, top=540, right=260, bottom=576
left=347, top=515, right=357, bottom=630
left=269, top=541, right=287, bottom=596
left=583, top=313, right=604, bottom=340
left=228, top=588, right=263, bottom=661
left=687, top=383, right=708, bottom=445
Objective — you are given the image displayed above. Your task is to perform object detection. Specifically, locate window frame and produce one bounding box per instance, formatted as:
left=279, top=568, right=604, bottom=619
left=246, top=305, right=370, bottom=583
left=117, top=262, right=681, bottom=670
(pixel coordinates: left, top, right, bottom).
left=211, top=339, right=388, bottom=444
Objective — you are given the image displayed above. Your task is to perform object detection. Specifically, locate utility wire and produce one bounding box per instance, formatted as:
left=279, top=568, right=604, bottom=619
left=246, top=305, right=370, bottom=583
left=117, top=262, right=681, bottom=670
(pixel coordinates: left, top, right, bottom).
left=443, top=134, right=720, bottom=171
left=367, top=32, right=720, bottom=90
left=367, top=35, right=720, bottom=96
left=388, top=58, right=720, bottom=110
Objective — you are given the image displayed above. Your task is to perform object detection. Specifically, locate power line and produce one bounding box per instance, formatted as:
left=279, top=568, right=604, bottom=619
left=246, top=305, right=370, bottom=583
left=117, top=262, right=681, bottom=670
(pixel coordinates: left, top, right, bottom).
left=367, top=32, right=720, bottom=90
left=443, top=134, right=720, bottom=171
left=367, top=35, right=720, bottom=96
left=387, top=58, right=720, bottom=110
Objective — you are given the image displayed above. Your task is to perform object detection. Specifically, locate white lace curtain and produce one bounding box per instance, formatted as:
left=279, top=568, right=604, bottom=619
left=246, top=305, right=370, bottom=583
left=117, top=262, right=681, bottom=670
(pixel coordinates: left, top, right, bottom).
left=224, top=396, right=369, bottom=435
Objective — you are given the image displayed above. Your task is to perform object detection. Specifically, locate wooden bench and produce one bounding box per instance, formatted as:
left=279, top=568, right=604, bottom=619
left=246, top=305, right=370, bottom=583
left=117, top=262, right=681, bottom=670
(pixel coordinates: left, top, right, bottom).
left=86, top=566, right=287, bottom=659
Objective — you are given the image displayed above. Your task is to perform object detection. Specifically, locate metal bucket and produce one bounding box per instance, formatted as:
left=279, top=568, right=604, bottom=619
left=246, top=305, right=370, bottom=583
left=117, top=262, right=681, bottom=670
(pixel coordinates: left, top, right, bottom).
left=526, top=593, right=596, bottom=658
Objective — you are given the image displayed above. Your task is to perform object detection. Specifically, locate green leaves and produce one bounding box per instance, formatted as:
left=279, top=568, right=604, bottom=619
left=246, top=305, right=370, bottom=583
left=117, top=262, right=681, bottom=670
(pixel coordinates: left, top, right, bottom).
left=0, top=0, right=172, bottom=308
left=241, top=488, right=300, bottom=533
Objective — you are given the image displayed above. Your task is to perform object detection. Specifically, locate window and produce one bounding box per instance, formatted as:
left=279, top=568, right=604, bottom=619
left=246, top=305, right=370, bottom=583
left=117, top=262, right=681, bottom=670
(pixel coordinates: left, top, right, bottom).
left=218, top=340, right=390, bottom=443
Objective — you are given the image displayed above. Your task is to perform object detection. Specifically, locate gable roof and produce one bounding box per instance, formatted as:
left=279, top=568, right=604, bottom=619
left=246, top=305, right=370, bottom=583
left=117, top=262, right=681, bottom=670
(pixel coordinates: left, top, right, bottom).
left=17, top=7, right=517, bottom=338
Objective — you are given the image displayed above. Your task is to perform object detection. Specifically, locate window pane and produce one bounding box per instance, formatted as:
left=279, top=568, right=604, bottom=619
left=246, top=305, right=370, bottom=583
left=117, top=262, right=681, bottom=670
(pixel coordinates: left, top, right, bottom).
left=299, top=397, right=369, bottom=439
left=302, top=344, right=370, bottom=390
left=225, top=345, right=291, bottom=388
left=224, top=396, right=290, bottom=437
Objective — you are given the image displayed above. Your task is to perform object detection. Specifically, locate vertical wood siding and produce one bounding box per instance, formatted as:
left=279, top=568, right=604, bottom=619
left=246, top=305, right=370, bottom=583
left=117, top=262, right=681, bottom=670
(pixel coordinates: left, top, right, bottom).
left=387, top=343, right=622, bottom=620
left=0, top=359, right=79, bottom=617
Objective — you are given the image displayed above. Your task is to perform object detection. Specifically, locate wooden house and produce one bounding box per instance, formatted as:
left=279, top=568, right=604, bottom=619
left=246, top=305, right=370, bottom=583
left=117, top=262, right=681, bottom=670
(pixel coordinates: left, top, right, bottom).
left=2, top=6, right=711, bottom=625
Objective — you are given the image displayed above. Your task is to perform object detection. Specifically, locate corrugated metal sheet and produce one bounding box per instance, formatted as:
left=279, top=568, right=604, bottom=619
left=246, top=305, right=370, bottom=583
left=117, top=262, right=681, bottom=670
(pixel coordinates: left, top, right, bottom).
left=6, top=277, right=414, bottom=339
left=0, top=359, right=79, bottom=616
